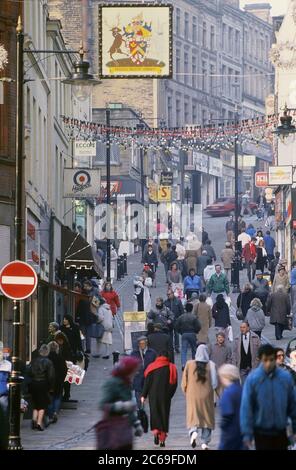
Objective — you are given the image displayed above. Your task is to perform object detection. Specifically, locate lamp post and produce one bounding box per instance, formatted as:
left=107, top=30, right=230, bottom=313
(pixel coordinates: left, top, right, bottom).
left=8, top=17, right=99, bottom=451
left=232, top=109, right=241, bottom=293
left=106, top=108, right=111, bottom=281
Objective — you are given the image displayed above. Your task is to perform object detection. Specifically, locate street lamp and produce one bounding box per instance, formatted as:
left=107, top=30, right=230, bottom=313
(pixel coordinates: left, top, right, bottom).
left=273, top=104, right=296, bottom=144
left=8, top=17, right=99, bottom=451
left=232, top=109, right=241, bottom=294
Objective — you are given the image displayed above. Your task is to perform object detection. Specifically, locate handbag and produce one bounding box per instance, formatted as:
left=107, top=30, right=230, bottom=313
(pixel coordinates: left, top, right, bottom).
left=285, top=315, right=293, bottom=331
left=95, top=414, right=133, bottom=450
left=90, top=322, right=105, bottom=339
left=137, top=404, right=149, bottom=433
left=236, top=293, right=244, bottom=321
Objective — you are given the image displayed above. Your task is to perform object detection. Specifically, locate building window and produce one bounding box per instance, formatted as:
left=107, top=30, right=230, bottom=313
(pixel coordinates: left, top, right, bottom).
left=228, top=68, right=233, bottom=97
left=176, top=8, right=181, bottom=36
left=192, top=17, right=197, bottom=43
left=234, top=71, right=240, bottom=100
left=210, top=26, right=215, bottom=50
left=185, top=13, right=189, bottom=40
left=222, top=23, right=226, bottom=50
left=235, top=30, right=240, bottom=56
left=202, top=22, right=207, bottom=48
left=176, top=48, right=181, bottom=79
left=222, top=108, right=226, bottom=121
left=184, top=101, right=189, bottom=124
left=176, top=98, right=181, bottom=127
left=228, top=27, right=233, bottom=54
left=222, top=65, right=226, bottom=95
left=202, top=61, right=207, bottom=92
left=192, top=54, right=197, bottom=88
left=192, top=102, right=197, bottom=123
left=202, top=109, right=207, bottom=126
left=168, top=96, right=173, bottom=128
left=210, top=64, right=215, bottom=93
left=184, top=51, right=189, bottom=85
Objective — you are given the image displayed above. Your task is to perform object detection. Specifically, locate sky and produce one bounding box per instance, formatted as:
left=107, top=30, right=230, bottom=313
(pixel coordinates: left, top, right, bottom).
left=240, top=0, right=289, bottom=16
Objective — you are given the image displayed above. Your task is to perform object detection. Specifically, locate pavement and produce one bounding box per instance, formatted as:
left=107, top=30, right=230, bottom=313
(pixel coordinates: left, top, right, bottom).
left=21, top=213, right=296, bottom=450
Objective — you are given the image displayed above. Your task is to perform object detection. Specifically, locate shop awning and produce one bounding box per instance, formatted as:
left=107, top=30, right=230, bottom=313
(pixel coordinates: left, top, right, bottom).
left=61, top=226, right=103, bottom=277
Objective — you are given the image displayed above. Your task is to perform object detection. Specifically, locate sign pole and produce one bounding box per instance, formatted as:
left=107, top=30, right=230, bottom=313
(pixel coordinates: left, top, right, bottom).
left=106, top=108, right=111, bottom=282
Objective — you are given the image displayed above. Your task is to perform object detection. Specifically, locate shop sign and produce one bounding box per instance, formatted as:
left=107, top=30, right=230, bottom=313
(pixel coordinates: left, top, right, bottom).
left=160, top=171, right=173, bottom=185
left=275, top=191, right=283, bottom=223
left=158, top=186, right=171, bottom=202
left=255, top=172, right=268, bottom=188
left=148, top=182, right=158, bottom=202
left=74, top=140, right=97, bottom=157
left=209, top=157, right=222, bottom=177
left=64, top=169, right=101, bottom=198
left=269, top=166, right=293, bottom=186
left=192, top=151, right=208, bottom=174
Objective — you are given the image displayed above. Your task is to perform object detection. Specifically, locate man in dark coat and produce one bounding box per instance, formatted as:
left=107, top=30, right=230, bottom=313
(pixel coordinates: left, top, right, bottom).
left=147, top=324, right=174, bottom=363
left=164, top=289, right=184, bottom=354
left=131, top=336, right=157, bottom=408
left=142, top=353, right=178, bottom=447
left=202, top=240, right=216, bottom=261
left=266, top=286, right=291, bottom=340
left=76, top=280, right=96, bottom=353
left=251, top=274, right=270, bottom=314
left=196, top=250, right=211, bottom=277
left=174, top=303, right=201, bottom=370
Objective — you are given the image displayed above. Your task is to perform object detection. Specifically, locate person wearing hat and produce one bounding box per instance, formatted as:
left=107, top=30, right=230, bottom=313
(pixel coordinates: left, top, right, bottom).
left=218, top=364, right=243, bottom=450
left=181, top=344, right=218, bottom=449
left=98, top=356, right=143, bottom=450
left=220, top=242, right=234, bottom=281
left=208, top=331, right=232, bottom=370
left=147, top=324, right=174, bottom=363
left=131, top=336, right=157, bottom=408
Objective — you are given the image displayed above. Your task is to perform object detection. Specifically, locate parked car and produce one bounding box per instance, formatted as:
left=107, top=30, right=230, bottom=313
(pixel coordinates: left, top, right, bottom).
left=205, top=197, right=257, bottom=217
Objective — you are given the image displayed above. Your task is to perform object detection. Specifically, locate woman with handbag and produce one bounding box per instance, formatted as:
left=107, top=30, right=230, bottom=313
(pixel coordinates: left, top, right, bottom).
left=97, top=356, right=143, bottom=450
left=93, top=297, right=113, bottom=359
left=236, top=283, right=255, bottom=320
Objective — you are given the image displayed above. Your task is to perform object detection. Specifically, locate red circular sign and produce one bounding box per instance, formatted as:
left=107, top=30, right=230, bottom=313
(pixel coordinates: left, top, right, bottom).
left=0, top=261, right=38, bottom=300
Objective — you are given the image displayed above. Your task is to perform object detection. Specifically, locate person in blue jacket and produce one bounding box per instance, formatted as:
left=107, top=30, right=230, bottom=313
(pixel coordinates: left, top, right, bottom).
left=218, top=364, right=244, bottom=450
left=263, top=230, right=276, bottom=262
left=240, top=344, right=296, bottom=451
left=183, top=269, right=201, bottom=298
left=131, top=336, right=157, bottom=408
left=246, top=224, right=256, bottom=238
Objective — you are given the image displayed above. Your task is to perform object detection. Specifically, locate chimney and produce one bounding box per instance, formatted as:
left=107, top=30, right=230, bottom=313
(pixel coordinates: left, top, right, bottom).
left=244, top=3, right=272, bottom=24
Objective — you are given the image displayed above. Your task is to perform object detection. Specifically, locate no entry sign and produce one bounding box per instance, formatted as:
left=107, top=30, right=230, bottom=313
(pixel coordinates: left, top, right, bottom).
left=0, top=261, right=38, bottom=300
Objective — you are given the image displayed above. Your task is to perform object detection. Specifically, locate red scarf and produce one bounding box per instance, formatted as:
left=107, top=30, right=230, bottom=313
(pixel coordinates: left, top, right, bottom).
left=144, top=356, right=177, bottom=385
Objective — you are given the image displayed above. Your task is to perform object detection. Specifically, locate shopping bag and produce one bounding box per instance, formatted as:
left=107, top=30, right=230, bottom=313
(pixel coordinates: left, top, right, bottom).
left=226, top=325, right=234, bottom=342
left=90, top=322, right=105, bottom=339
left=137, top=405, right=149, bottom=433
left=95, top=414, right=133, bottom=450
left=65, top=362, right=85, bottom=385
left=206, top=296, right=213, bottom=308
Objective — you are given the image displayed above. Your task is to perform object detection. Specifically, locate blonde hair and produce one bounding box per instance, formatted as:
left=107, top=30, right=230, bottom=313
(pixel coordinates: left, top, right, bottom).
left=218, top=364, right=240, bottom=383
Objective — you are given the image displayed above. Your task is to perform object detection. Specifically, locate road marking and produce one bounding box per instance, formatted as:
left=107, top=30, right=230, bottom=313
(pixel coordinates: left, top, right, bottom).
left=1, top=276, right=35, bottom=285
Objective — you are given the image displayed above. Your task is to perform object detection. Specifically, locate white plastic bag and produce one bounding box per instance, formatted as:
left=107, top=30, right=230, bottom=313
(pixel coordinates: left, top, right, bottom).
left=206, top=296, right=213, bottom=308
left=226, top=325, right=233, bottom=342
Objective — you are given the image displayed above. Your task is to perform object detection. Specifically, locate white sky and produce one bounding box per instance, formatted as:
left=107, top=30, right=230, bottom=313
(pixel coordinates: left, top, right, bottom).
left=240, top=0, right=289, bottom=17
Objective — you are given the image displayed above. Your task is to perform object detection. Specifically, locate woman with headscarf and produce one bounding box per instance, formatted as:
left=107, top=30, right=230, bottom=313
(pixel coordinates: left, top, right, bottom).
left=141, top=353, right=178, bottom=447
left=98, top=356, right=143, bottom=450
left=212, top=294, right=231, bottom=330
left=218, top=364, right=244, bottom=450
left=181, top=344, right=218, bottom=449
left=28, top=344, right=55, bottom=431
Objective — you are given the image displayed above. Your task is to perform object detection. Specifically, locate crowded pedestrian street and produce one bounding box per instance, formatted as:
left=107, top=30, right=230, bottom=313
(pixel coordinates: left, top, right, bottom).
left=15, top=214, right=296, bottom=450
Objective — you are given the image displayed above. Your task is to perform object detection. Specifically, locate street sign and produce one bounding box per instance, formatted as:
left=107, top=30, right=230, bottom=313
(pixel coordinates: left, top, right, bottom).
left=160, top=171, right=173, bottom=186
left=255, top=172, right=268, bottom=188
left=268, top=166, right=293, bottom=186
left=0, top=260, right=38, bottom=300
left=158, top=186, right=171, bottom=202
left=74, top=140, right=97, bottom=157
left=64, top=168, right=101, bottom=198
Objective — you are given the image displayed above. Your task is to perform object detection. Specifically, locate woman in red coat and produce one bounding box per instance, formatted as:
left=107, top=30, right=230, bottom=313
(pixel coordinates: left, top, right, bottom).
left=101, top=281, right=121, bottom=316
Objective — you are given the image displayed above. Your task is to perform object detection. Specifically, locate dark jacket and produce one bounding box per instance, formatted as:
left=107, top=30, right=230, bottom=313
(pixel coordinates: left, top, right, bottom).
left=212, top=303, right=231, bottom=329
left=202, top=244, right=216, bottom=261
left=196, top=254, right=211, bottom=276
left=219, top=381, right=243, bottom=450
left=48, top=351, right=67, bottom=396
left=130, top=348, right=157, bottom=392
left=147, top=331, right=174, bottom=362
left=164, top=249, right=178, bottom=267
left=148, top=306, right=174, bottom=329
left=174, top=313, right=201, bottom=335
left=236, top=291, right=256, bottom=318
left=76, top=297, right=94, bottom=326
left=266, top=290, right=291, bottom=326
left=61, top=323, right=82, bottom=357
left=164, top=297, right=184, bottom=322
left=29, top=356, right=55, bottom=388
left=142, top=250, right=158, bottom=268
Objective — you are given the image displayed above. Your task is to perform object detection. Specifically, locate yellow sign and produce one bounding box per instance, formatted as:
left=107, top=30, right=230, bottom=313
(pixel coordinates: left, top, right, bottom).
left=158, top=186, right=171, bottom=202
left=149, top=182, right=158, bottom=202
left=123, top=311, right=146, bottom=322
